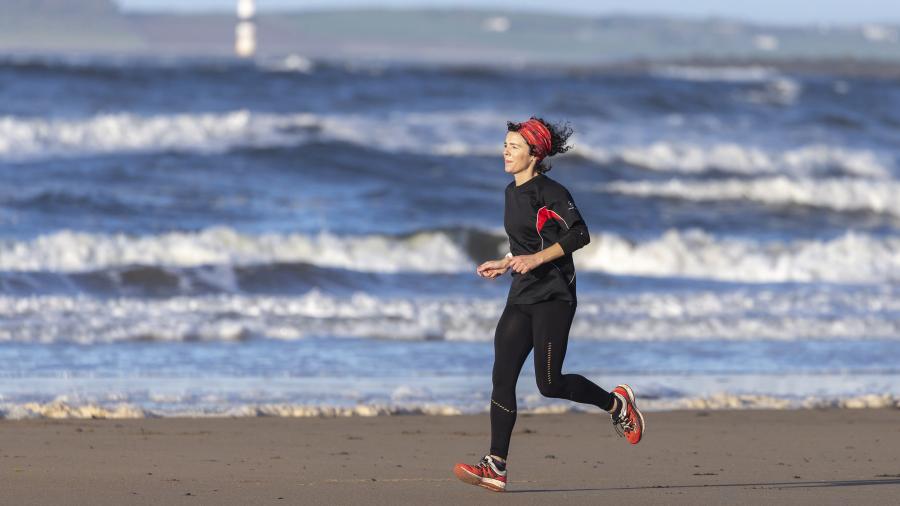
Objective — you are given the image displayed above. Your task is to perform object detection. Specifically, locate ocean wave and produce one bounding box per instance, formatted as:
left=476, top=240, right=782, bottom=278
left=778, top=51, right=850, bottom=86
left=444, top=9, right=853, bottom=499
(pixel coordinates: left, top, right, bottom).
left=0, top=110, right=321, bottom=161
left=1, top=400, right=149, bottom=419
left=257, top=54, right=316, bottom=74
left=3, top=227, right=900, bottom=284
left=0, top=261, right=496, bottom=298
left=1, top=285, right=897, bottom=343
left=0, top=109, right=509, bottom=162
left=0, top=54, right=325, bottom=80
left=676, top=393, right=900, bottom=410
left=648, top=65, right=802, bottom=105
left=0, top=262, right=348, bottom=297
left=0, top=400, right=464, bottom=419
left=649, top=65, right=782, bottom=82
left=1, top=110, right=893, bottom=182
left=575, top=142, right=892, bottom=178
left=601, top=176, right=900, bottom=217
left=3, top=393, right=897, bottom=419
left=740, top=77, right=803, bottom=105
left=580, top=229, right=900, bottom=283
left=0, top=227, right=484, bottom=274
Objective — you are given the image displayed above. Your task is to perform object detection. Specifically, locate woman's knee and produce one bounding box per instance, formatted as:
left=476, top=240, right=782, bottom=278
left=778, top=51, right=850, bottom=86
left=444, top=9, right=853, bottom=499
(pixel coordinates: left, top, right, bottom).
left=492, top=375, right=517, bottom=398
left=536, top=377, right=566, bottom=398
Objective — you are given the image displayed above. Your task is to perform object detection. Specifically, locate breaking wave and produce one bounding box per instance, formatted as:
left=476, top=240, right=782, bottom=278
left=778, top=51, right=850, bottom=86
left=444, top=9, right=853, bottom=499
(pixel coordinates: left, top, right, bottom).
left=1, top=284, right=898, bottom=343
left=602, top=176, right=900, bottom=217
left=0, top=227, right=483, bottom=274
left=2, top=111, right=893, bottom=183
left=576, top=142, right=891, bottom=178
left=4, top=227, right=899, bottom=284
left=580, top=229, right=900, bottom=283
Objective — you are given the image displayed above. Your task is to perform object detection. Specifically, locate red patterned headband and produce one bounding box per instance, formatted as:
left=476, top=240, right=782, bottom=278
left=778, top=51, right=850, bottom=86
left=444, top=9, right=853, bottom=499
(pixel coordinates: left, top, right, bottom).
left=516, top=118, right=552, bottom=161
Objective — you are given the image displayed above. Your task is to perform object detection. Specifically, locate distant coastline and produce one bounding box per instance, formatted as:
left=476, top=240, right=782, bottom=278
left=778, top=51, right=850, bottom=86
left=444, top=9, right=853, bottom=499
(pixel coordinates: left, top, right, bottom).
left=3, top=3, right=900, bottom=64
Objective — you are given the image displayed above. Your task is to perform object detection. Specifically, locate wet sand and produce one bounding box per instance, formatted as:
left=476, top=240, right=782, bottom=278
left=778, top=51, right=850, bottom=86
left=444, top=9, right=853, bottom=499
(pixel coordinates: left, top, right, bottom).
left=2, top=409, right=899, bottom=505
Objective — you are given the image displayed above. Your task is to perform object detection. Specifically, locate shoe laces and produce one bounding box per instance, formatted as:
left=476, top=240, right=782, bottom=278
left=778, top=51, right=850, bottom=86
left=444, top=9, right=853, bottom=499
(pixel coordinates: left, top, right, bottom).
left=612, top=409, right=634, bottom=437
left=479, top=455, right=505, bottom=474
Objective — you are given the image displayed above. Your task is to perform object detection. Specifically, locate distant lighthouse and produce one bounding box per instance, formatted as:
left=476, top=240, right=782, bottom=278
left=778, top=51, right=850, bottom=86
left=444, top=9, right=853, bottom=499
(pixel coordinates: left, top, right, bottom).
left=235, top=0, right=256, bottom=58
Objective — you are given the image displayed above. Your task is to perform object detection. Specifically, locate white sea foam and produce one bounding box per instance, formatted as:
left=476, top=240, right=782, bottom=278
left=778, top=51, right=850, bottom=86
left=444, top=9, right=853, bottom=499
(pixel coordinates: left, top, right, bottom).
left=4, top=227, right=900, bottom=285
left=0, top=109, right=506, bottom=161
left=3, top=393, right=897, bottom=419
left=0, top=227, right=474, bottom=273
left=1, top=285, right=898, bottom=343
left=259, top=54, right=316, bottom=73
left=1, top=110, right=892, bottom=182
left=649, top=65, right=801, bottom=104
left=742, top=77, right=802, bottom=105
left=576, top=142, right=891, bottom=178
left=601, top=176, right=900, bottom=217
left=0, top=110, right=321, bottom=160
left=1, top=400, right=147, bottom=419
left=311, top=109, right=505, bottom=156
left=578, top=229, right=900, bottom=283
left=0, top=400, right=464, bottom=419
left=650, top=65, right=781, bottom=82
left=673, top=393, right=900, bottom=410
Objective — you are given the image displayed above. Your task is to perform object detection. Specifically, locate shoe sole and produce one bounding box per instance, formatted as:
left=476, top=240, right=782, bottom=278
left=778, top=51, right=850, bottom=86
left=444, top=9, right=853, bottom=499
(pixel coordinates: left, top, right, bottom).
left=616, top=383, right=646, bottom=444
left=453, top=465, right=506, bottom=492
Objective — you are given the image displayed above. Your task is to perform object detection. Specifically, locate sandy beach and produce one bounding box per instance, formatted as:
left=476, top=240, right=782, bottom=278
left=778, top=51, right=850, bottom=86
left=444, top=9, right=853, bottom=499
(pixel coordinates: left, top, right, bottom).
left=2, top=409, right=899, bottom=505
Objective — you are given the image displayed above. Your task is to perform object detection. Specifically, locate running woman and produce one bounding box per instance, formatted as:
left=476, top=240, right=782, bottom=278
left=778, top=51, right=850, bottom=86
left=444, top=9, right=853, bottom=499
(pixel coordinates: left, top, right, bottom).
left=452, top=117, right=644, bottom=493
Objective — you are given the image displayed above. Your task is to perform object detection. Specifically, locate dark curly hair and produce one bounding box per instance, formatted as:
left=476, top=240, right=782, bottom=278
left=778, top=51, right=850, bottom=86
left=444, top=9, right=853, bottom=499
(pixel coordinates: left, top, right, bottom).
left=506, top=117, right=574, bottom=174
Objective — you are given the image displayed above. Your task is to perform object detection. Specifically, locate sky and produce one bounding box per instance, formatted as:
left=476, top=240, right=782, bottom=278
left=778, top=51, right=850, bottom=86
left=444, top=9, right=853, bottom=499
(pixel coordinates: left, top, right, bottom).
left=116, top=0, right=899, bottom=27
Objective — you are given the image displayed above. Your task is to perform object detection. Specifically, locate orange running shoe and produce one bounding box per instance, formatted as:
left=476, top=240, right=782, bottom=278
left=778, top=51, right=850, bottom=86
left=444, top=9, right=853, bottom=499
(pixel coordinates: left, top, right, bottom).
left=611, top=384, right=645, bottom=444
left=453, top=454, right=507, bottom=492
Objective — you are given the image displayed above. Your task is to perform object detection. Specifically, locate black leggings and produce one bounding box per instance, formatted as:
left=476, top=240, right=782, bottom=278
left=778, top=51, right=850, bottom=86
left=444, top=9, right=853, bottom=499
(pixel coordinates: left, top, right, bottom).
left=489, top=299, right=614, bottom=460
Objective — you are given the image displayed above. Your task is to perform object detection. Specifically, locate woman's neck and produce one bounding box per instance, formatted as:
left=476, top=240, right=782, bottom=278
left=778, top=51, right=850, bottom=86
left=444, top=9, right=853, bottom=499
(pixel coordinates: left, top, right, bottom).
left=514, top=168, right=538, bottom=187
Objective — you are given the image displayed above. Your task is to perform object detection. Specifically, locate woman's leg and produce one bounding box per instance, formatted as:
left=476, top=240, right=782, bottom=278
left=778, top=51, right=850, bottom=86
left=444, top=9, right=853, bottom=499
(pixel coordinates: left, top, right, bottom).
left=527, top=300, right=615, bottom=410
left=489, top=304, right=534, bottom=460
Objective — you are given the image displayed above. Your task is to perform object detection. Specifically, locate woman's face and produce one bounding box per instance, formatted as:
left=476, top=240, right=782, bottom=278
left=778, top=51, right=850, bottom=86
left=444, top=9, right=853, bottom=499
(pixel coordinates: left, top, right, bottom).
left=503, top=131, right=534, bottom=175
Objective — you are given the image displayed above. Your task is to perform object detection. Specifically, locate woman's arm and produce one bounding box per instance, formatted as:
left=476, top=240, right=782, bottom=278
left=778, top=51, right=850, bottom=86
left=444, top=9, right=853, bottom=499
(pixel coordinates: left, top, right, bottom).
left=476, top=253, right=513, bottom=278
left=508, top=243, right=564, bottom=274
left=508, top=240, right=582, bottom=274
left=548, top=186, right=590, bottom=254
left=508, top=184, right=590, bottom=274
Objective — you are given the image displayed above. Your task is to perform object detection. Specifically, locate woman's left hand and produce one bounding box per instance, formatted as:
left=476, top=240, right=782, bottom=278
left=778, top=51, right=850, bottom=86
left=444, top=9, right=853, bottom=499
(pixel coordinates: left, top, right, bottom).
left=508, top=253, right=543, bottom=274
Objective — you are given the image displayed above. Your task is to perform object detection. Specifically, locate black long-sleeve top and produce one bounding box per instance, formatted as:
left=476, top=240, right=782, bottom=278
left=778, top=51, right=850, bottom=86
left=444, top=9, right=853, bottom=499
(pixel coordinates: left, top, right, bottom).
left=504, top=173, right=590, bottom=304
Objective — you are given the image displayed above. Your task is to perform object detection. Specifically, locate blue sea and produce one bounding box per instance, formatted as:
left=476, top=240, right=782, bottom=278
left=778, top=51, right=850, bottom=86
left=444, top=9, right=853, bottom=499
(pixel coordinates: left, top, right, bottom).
left=1, top=55, right=899, bottom=418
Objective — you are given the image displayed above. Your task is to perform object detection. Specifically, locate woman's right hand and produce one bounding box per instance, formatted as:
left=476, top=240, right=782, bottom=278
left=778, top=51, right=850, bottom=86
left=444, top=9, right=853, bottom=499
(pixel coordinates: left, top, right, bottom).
left=476, top=258, right=510, bottom=279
